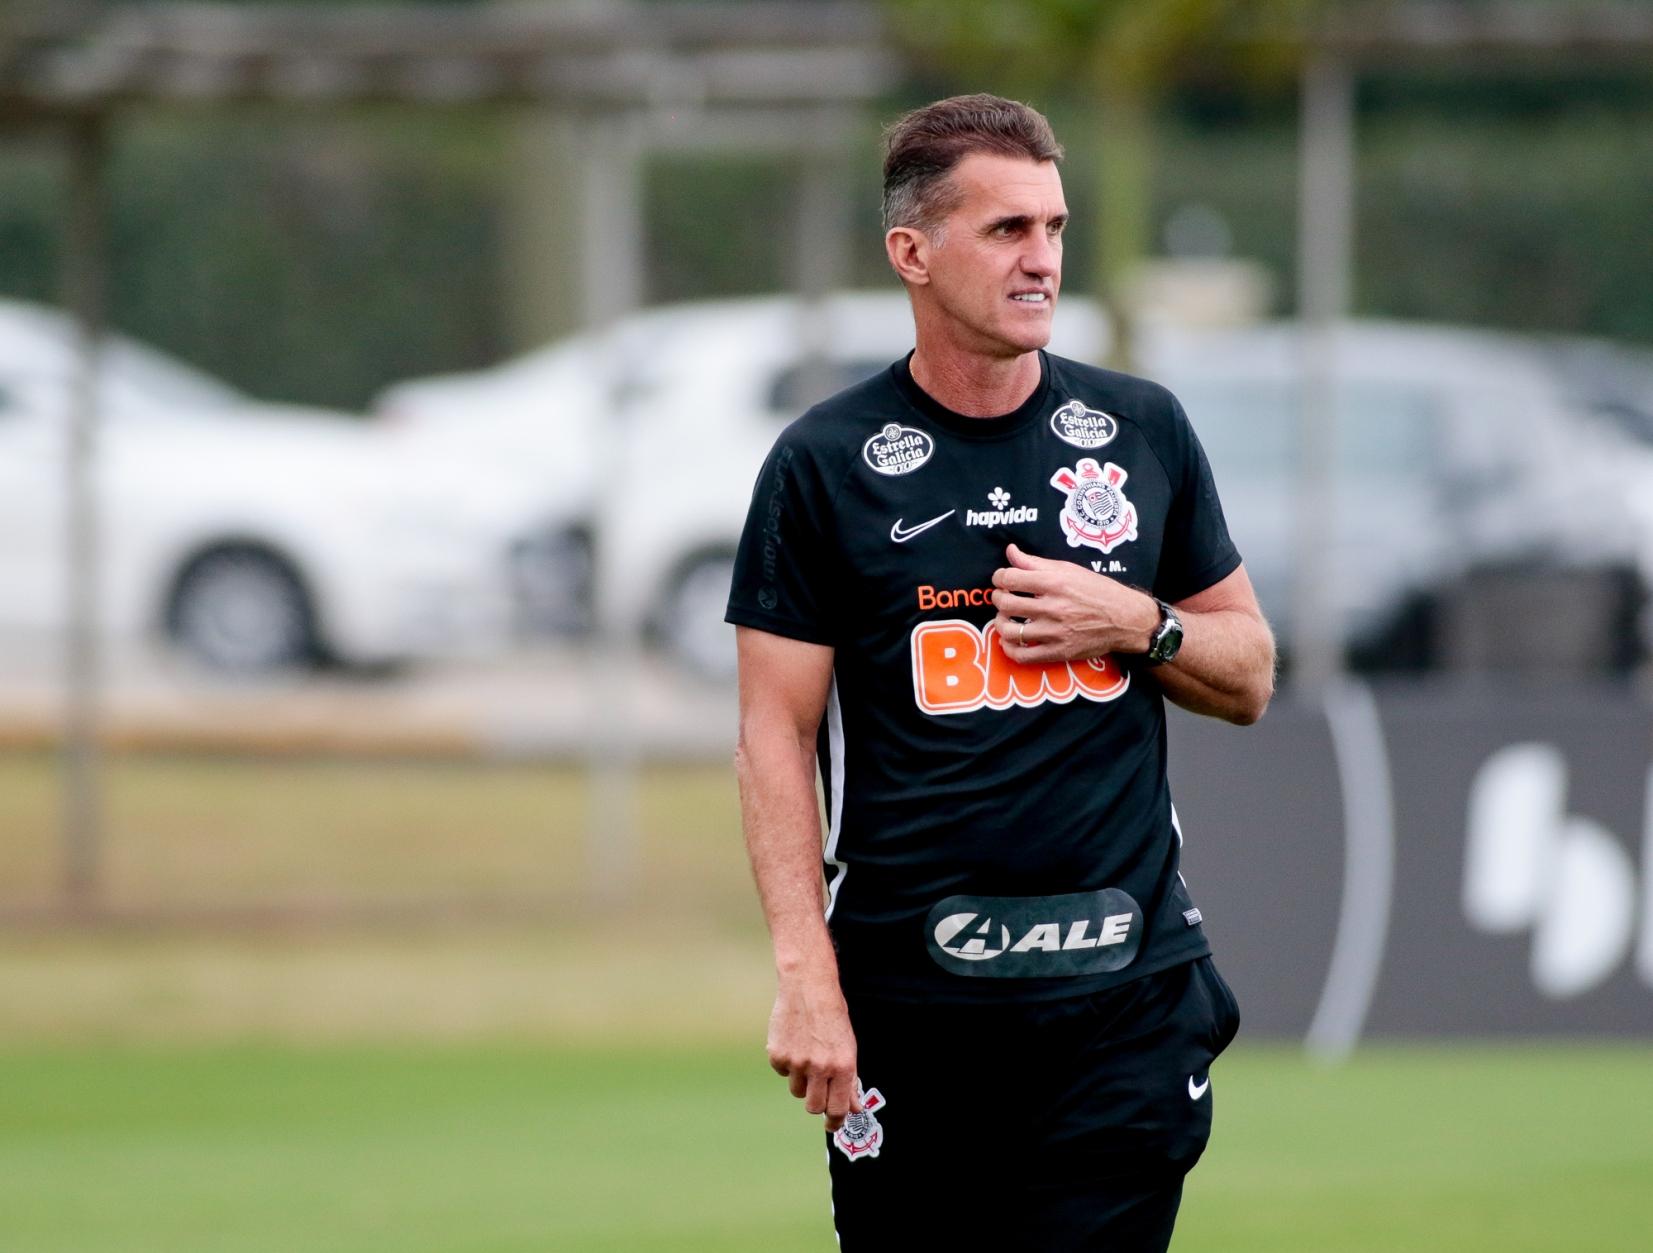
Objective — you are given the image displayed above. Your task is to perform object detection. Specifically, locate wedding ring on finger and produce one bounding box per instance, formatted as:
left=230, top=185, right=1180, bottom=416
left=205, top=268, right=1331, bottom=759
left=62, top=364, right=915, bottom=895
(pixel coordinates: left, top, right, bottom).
left=1018, top=621, right=1027, bottom=647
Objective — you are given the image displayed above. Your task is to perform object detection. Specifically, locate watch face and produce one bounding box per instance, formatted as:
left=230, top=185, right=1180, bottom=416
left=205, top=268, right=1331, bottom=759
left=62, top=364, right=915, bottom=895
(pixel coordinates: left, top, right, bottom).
left=1149, top=603, right=1183, bottom=664
left=1157, top=619, right=1183, bottom=661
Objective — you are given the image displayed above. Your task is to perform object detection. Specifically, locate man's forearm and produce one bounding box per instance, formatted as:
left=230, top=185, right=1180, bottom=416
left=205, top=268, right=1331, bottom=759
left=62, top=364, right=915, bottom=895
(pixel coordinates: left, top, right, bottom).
left=735, top=709, right=861, bottom=1127
left=1152, top=603, right=1276, bottom=726
left=734, top=720, right=838, bottom=978
left=732, top=629, right=859, bottom=1127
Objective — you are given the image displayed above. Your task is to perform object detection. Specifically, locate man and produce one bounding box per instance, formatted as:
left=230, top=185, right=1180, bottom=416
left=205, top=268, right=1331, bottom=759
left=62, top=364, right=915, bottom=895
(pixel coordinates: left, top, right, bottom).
left=725, top=94, right=1274, bottom=1250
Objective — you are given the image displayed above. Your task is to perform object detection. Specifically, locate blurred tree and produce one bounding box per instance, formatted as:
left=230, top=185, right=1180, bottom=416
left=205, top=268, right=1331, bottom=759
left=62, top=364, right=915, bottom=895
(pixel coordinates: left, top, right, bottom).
left=107, top=113, right=507, bottom=410
left=2, top=1, right=1648, bottom=407
left=885, top=0, right=1312, bottom=366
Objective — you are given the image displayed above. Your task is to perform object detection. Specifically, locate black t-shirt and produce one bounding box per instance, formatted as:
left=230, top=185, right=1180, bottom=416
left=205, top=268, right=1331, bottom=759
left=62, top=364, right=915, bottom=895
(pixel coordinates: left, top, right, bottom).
left=726, top=350, right=1242, bottom=1002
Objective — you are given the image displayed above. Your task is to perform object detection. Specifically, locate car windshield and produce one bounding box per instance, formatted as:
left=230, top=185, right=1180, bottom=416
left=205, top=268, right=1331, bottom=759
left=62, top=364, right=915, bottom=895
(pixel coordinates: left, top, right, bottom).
left=0, top=308, right=246, bottom=419
left=1176, top=380, right=1439, bottom=481
left=101, top=338, right=245, bottom=411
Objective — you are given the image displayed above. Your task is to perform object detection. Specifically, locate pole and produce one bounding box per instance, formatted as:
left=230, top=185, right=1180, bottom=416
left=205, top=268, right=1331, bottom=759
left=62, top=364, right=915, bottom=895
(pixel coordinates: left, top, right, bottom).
left=499, top=111, right=589, bottom=350
left=790, top=109, right=854, bottom=404
left=62, top=113, right=108, bottom=909
left=581, top=109, right=646, bottom=907
left=1293, top=53, right=1355, bottom=690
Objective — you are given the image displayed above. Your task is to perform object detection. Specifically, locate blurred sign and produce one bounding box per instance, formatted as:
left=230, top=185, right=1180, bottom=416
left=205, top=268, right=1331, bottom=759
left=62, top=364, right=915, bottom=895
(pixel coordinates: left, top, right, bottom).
left=1170, top=684, right=1653, bottom=1041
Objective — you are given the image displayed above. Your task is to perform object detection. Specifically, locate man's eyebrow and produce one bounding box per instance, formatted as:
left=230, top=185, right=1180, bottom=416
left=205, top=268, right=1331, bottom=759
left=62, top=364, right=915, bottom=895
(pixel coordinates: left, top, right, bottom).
left=983, top=213, right=1033, bottom=234
left=983, top=212, right=1068, bottom=233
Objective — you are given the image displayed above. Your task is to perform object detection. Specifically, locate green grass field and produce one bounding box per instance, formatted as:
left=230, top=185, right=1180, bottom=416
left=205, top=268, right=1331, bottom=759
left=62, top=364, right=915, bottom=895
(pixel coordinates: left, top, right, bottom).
left=4, top=1043, right=1651, bottom=1252
left=3, top=753, right=1650, bottom=1249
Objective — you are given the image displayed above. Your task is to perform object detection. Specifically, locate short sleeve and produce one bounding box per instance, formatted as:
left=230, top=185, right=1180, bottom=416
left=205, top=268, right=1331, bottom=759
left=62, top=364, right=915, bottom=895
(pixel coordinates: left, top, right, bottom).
left=1153, top=396, right=1242, bottom=603
left=724, top=433, right=842, bottom=645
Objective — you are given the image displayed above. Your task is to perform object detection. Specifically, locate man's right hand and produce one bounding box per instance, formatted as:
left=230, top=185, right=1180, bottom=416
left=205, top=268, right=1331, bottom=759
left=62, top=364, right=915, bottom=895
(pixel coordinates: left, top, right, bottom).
left=733, top=627, right=861, bottom=1130
left=767, top=973, right=863, bottom=1131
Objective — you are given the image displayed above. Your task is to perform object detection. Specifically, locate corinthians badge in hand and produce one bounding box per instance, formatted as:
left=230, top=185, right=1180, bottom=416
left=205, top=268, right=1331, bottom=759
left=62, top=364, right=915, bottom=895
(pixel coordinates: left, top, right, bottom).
left=832, top=1086, right=888, bottom=1162
left=1050, top=458, right=1138, bottom=555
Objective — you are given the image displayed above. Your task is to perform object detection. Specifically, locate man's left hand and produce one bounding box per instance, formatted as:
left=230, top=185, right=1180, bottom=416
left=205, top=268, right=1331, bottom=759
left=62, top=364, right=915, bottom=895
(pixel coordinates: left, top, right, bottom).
left=991, top=543, right=1156, bottom=664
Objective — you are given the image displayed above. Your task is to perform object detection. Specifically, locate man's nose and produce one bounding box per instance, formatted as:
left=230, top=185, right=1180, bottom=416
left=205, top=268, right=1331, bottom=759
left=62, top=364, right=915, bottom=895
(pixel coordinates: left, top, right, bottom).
left=1021, top=232, right=1059, bottom=277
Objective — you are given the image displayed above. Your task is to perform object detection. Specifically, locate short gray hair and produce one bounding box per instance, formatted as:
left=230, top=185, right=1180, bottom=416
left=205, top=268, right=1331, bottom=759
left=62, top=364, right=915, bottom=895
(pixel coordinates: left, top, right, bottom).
left=881, top=93, right=1064, bottom=239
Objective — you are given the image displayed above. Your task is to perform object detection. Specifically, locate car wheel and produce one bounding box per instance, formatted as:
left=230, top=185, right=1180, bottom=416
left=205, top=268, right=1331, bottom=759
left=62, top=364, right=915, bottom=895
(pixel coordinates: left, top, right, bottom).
left=167, top=546, right=319, bottom=674
left=657, top=551, right=738, bottom=679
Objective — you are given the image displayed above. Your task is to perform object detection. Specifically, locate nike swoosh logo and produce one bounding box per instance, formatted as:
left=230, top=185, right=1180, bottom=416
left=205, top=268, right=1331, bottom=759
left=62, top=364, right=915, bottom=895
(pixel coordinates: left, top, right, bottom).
left=1188, top=1075, right=1211, bottom=1101
left=890, top=511, right=955, bottom=543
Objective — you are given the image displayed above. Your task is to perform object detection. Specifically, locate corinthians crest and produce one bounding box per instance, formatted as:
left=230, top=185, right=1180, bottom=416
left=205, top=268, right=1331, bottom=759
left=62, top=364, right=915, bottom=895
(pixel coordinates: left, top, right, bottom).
left=1050, top=458, right=1138, bottom=554
left=831, top=1087, right=887, bottom=1162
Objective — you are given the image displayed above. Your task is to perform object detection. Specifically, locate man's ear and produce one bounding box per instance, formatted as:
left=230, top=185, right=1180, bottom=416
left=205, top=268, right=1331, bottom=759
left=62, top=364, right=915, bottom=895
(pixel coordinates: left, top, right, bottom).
left=885, top=227, right=930, bottom=286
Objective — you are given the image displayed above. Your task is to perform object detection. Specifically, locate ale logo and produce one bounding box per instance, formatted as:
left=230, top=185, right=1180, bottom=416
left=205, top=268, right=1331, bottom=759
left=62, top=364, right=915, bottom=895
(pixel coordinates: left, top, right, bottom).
left=933, top=913, right=1012, bottom=961
left=926, top=890, right=1144, bottom=978
left=910, top=619, right=1129, bottom=716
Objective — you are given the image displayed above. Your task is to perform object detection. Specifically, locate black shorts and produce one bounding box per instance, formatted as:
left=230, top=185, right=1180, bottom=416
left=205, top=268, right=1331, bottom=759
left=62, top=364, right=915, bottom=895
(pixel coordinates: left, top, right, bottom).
left=826, top=956, right=1241, bottom=1252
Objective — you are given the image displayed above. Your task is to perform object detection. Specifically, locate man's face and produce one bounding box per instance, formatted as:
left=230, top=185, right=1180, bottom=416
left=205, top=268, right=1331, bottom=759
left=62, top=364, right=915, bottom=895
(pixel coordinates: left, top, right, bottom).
left=920, top=153, right=1067, bottom=358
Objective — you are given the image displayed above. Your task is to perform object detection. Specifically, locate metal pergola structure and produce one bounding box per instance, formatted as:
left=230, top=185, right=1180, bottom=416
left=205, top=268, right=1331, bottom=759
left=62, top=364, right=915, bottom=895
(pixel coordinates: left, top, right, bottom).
left=0, top=1, right=898, bottom=911
left=2, top=1, right=1651, bottom=917
left=0, top=2, right=892, bottom=109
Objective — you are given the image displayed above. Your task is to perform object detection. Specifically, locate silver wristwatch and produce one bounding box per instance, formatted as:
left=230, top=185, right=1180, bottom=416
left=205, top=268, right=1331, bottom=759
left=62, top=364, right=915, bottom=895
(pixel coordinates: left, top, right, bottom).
left=1146, top=598, right=1183, bottom=666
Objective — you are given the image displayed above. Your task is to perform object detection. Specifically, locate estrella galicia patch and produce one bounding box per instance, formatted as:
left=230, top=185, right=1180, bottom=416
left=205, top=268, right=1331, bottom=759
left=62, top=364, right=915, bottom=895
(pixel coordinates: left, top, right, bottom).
left=862, top=423, right=935, bottom=476
left=926, top=889, right=1144, bottom=978
left=1050, top=398, right=1120, bottom=450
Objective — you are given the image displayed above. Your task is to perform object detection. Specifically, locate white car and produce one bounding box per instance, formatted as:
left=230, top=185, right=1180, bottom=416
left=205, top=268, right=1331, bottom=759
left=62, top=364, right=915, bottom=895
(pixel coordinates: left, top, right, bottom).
left=377, top=293, right=1108, bottom=670
left=375, top=292, right=1652, bottom=678
left=1140, top=319, right=1649, bottom=667
left=0, top=300, right=554, bottom=674
left=372, top=314, right=673, bottom=636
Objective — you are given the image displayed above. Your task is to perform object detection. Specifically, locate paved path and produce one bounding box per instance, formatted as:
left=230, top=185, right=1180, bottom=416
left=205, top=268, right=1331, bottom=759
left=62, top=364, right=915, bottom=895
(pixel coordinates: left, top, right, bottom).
left=0, top=635, right=736, bottom=759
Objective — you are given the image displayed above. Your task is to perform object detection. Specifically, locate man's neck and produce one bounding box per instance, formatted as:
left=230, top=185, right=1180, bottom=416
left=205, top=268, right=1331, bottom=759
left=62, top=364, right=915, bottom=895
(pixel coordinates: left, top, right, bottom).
left=909, top=345, right=1042, bottom=418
